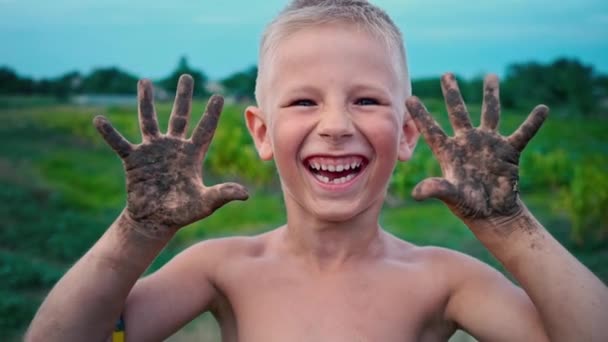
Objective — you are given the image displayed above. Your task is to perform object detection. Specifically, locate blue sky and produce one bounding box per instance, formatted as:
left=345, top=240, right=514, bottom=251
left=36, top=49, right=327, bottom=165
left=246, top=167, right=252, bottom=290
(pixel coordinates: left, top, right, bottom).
left=1, top=0, right=607, bottom=80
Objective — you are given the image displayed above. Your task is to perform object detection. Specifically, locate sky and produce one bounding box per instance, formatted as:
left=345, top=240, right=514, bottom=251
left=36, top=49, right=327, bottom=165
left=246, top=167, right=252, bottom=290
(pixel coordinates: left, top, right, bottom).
left=0, top=0, right=607, bottom=81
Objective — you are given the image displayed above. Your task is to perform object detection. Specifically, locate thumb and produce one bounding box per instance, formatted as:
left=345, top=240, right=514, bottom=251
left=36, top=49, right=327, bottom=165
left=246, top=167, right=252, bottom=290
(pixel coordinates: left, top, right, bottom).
left=412, top=177, right=458, bottom=205
left=207, top=182, right=249, bottom=212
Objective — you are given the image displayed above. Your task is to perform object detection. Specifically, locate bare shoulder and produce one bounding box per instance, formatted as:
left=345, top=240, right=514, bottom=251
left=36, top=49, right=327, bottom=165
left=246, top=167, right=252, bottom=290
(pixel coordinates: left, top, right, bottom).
left=383, top=233, right=501, bottom=281
left=177, top=229, right=277, bottom=270
left=381, top=233, right=545, bottom=339
left=382, top=232, right=473, bottom=266
left=380, top=232, right=517, bottom=309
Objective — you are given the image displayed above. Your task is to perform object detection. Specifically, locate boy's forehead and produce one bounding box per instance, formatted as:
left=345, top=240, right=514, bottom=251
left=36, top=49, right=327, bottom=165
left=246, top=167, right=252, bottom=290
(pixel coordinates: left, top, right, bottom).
left=261, top=23, right=407, bottom=99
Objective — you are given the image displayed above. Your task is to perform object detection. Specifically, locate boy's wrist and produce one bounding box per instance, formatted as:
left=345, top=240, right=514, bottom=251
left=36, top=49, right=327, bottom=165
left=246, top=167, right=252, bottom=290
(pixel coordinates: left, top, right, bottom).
left=463, top=201, right=545, bottom=253
left=89, top=210, right=176, bottom=277
left=117, top=208, right=177, bottom=242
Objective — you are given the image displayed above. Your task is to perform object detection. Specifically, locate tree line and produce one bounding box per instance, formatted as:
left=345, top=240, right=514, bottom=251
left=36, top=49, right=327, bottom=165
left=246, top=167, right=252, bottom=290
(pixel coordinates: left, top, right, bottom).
left=0, top=56, right=209, bottom=100
left=1, top=57, right=606, bottom=116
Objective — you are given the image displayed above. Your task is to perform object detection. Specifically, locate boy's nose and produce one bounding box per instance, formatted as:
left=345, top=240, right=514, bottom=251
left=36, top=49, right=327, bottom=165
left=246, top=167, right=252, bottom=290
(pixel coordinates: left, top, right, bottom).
left=317, top=107, right=355, bottom=142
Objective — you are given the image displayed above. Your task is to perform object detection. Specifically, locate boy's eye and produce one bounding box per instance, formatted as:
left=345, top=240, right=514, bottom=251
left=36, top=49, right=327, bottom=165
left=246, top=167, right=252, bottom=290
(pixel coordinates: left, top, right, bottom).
left=290, top=99, right=316, bottom=107
left=355, top=98, right=380, bottom=106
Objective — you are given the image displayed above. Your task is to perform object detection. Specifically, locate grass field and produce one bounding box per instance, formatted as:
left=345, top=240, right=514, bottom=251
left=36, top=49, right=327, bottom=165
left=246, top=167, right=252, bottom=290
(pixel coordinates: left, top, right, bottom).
left=1, top=97, right=606, bottom=340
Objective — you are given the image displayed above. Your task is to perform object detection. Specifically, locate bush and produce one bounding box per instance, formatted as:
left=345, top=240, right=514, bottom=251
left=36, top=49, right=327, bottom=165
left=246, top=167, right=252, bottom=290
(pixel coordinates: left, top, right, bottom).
left=559, top=158, right=608, bottom=246
left=389, top=144, right=440, bottom=199
left=520, top=148, right=572, bottom=191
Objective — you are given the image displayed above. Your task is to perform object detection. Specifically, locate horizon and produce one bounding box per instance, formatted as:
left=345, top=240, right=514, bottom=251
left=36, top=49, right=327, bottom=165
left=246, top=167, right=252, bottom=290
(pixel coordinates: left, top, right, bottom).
left=1, top=0, right=607, bottom=81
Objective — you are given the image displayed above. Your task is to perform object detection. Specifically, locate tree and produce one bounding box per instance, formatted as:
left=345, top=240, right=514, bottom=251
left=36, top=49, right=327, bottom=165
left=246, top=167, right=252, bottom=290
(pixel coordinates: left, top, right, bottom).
left=81, top=67, right=139, bottom=94
left=0, top=66, right=36, bottom=94
left=411, top=77, right=442, bottom=100
left=159, top=56, right=208, bottom=97
left=502, top=58, right=598, bottom=115
left=51, top=71, right=83, bottom=99
left=221, top=65, right=258, bottom=101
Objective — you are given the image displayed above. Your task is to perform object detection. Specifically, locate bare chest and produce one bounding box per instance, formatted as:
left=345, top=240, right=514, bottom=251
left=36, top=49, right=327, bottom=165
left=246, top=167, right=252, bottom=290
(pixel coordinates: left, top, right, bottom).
left=211, top=258, right=454, bottom=342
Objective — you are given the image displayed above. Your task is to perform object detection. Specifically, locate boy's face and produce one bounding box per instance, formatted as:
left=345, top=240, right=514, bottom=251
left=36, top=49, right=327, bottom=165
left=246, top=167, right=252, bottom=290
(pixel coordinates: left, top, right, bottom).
left=246, top=23, right=418, bottom=222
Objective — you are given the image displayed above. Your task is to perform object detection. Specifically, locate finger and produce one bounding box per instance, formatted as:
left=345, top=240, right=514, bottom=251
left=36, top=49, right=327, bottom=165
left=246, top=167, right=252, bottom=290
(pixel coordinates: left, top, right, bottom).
left=406, top=96, right=448, bottom=156
left=168, top=74, right=194, bottom=138
left=412, top=177, right=458, bottom=205
left=441, top=73, right=473, bottom=133
left=207, top=182, right=249, bottom=212
left=138, top=79, right=160, bottom=141
left=481, top=74, right=500, bottom=131
left=507, top=105, right=549, bottom=151
left=191, top=95, right=224, bottom=156
left=93, top=115, right=134, bottom=158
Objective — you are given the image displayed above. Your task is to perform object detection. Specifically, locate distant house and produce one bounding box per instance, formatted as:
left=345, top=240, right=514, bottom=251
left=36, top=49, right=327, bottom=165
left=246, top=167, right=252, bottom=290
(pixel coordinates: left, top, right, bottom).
left=71, top=94, right=136, bottom=106
left=70, top=86, right=171, bottom=106
left=205, top=81, right=239, bottom=104
left=205, top=81, right=225, bottom=95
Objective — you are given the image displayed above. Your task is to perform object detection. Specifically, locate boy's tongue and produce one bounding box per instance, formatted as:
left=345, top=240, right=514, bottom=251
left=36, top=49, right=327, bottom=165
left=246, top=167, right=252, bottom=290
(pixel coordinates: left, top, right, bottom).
left=317, top=169, right=354, bottom=180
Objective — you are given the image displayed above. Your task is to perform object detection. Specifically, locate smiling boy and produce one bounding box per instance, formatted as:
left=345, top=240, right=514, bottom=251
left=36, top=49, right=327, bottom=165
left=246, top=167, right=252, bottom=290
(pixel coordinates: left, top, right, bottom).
left=27, top=0, right=608, bottom=341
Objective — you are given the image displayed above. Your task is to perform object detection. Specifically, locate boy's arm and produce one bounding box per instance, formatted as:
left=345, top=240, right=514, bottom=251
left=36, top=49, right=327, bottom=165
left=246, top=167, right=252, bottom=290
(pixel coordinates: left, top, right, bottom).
left=26, top=76, right=248, bottom=341
left=406, top=74, right=608, bottom=342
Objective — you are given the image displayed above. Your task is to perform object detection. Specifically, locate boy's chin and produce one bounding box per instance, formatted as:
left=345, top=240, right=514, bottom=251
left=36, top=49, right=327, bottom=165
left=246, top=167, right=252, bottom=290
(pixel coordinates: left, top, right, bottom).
left=307, top=200, right=377, bottom=224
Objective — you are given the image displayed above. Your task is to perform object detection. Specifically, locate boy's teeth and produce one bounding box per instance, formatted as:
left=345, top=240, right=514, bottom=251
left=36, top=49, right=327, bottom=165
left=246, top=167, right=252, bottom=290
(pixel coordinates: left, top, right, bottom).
left=316, top=175, right=330, bottom=183
left=314, top=174, right=355, bottom=184
left=308, top=160, right=362, bottom=172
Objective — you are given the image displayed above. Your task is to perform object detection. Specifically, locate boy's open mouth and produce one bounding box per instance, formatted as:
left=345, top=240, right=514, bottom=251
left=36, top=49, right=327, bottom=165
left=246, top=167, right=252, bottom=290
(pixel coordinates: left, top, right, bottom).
left=304, top=156, right=368, bottom=185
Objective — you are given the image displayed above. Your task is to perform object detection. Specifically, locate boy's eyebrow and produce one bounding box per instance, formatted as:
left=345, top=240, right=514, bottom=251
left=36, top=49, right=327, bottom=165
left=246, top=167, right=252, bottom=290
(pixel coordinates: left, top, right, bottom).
left=349, top=82, right=393, bottom=94
left=279, top=82, right=394, bottom=95
left=275, top=84, right=323, bottom=99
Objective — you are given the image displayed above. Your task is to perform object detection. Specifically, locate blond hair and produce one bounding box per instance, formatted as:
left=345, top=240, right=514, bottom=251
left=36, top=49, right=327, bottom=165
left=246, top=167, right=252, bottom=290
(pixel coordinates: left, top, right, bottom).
left=255, top=0, right=410, bottom=107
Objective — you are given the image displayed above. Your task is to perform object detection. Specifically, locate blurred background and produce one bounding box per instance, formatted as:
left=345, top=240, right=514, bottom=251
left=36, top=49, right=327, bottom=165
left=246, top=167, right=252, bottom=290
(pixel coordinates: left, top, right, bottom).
left=1, top=0, right=607, bottom=341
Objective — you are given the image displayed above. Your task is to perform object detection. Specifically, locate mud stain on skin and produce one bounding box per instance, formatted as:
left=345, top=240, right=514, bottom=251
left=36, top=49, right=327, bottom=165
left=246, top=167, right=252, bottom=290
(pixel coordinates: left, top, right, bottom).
left=407, top=73, right=547, bottom=234
left=94, top=77, right=248, bottom=239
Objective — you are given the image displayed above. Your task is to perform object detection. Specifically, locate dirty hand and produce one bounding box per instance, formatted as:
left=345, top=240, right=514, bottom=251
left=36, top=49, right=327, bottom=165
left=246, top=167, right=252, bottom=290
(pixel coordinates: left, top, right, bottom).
left=405, top=73, right=548, bottom=222
left=94, top=75, right=248, bottom=238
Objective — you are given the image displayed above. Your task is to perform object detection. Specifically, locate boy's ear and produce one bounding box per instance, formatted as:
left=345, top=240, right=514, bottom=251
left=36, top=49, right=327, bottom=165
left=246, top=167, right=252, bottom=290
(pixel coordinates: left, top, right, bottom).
left=397, top=110, right=420, bottom=162
left=245, top=106, right=273, bottom=160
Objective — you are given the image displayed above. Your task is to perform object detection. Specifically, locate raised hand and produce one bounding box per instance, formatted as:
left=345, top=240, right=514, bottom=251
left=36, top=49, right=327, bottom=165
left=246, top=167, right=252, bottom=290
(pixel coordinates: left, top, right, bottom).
left=93, top=75, right=248, bottom=238
left=405, top=73, right=548, bottom=221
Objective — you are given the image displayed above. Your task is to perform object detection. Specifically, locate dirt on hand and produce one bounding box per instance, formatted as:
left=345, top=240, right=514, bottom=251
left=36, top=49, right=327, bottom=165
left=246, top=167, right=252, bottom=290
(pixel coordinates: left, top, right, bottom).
left=406, top=73, right=548, bottom=222
left=93, top=75, right=248, bottom=239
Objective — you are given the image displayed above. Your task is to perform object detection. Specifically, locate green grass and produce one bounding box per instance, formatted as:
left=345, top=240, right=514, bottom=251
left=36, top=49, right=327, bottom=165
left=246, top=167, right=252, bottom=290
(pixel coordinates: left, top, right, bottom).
left=1, top=97, right=607, bottom=340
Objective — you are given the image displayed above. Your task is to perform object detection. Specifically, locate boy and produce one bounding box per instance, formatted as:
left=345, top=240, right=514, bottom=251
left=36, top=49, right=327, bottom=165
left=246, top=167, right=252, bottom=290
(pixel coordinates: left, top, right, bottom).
left=27, top=0, right=608, bottom=341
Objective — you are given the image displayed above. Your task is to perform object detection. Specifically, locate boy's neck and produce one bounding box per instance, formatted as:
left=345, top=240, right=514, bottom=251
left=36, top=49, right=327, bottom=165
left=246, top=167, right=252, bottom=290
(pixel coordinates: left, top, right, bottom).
left=280, top=199, right=386, bottom=272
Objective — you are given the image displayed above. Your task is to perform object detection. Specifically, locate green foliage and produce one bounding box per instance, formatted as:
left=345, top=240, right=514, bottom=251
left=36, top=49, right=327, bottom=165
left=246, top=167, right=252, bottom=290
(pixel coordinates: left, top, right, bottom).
left=159, top=56, right=209, bottom=97
left=0, top=290, right=38, bottom=335
left=0, top=66, right=36, bottom=94
left=389, top=143, right=440, bottom=198
left=81, top=67, right=138, bottom=94
left=411, top=77, right=443, bottom=99
left=412, top=75, right=484, bottom=105
left=502, top=58, right=599, bottom=115
left=204, top=103, right=276, bottom=186
left=559, top=158, right=608, bottom=247
left=519, top=149, right=572, bottom=191
left=0, top=251, right=63, bottom=291
left=221, top=65, right=257, bottom=101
